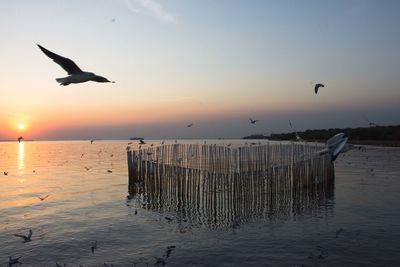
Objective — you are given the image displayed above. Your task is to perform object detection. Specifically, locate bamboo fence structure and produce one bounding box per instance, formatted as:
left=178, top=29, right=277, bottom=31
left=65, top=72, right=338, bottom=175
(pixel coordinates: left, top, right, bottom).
left=127, top=142, right=335, bottom=228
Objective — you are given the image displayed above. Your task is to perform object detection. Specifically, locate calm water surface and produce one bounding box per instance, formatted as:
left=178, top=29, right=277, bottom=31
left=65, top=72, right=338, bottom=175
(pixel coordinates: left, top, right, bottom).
left=1, top=140, right=400, bottom=266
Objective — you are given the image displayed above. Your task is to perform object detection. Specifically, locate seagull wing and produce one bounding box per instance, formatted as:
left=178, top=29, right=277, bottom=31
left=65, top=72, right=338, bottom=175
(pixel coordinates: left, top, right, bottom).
left=13, top=234, right=27, bottom=240
left=27, top=229, right=32, bottom=239
left=37, top=44, right=83, bottom=75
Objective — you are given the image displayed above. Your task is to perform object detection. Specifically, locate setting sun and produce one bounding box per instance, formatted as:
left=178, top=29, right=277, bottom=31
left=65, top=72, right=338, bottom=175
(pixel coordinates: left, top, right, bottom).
left=18, top=123, right=25, bottom=130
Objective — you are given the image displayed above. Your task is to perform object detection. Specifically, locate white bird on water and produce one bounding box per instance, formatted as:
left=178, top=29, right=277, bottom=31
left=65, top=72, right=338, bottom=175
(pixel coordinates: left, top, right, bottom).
left=37, top=44, right=115, bottom=86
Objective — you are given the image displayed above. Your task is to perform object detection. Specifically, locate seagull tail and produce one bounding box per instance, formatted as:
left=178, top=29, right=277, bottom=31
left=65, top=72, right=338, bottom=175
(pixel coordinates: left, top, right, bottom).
left=56, top=77, right=70, bottom=86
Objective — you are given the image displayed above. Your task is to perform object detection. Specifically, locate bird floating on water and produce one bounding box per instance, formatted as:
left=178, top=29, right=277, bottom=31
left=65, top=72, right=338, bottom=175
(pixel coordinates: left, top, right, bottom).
left=314, top=83, right=325, bottom=94
left=249, top=118, right=259, bottom=124
left=37, top=44, right=115, bottom=86
left=91, top=240, right=97, bottom=254
left=13, top=229, right=32, bottom=243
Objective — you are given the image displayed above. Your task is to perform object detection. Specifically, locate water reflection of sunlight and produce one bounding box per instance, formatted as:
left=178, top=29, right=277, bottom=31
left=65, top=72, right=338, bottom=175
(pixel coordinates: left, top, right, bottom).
left=18, top=141, right=25, bottom=173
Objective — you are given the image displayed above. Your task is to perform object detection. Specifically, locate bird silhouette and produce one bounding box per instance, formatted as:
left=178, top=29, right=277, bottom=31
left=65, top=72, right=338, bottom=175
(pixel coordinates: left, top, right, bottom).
left=139, top=139, right=146, bottom=145
left=107, top=170, right=113, bottom=173
left=38, top=195, right=49, bottom=201
left=187, top=123, right=193, bottom=127
left=13, top=229, right=32, bottom=243
left=314, top=83, right=325, bottom=94
left=249, top=118, right=259, bottom=124
left=37, top=44, right=115, bottom=86
left=364, top=116, right=379, bottom=127
left=8, top=256, right=22, bottom=266
left=4, top=171, right=8, bottom=176
left=91, top=240, right=97, bottom=254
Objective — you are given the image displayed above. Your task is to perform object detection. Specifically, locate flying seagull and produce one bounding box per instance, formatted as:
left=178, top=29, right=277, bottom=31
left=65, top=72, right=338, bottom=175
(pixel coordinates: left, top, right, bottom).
left=364, top=116, right=379, bottom=127
left=9, top=256, right=22, bottom=266
left=139, top=139, right=146, bottom=145
left=289, top=120, right=303, bottom=141
left=249, top=118, right=259, bottom=124
left=38, top=195, right=49, bottom=201
left=187, top=123, right=194, bottom=127
left=314, top=83, right=325, bottom=94
left=13, top=229, right=32, bottom=243
left=37, top=44, right=115, bottom=86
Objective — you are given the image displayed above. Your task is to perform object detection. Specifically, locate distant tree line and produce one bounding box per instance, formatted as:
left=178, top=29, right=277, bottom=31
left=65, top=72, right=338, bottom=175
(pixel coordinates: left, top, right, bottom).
left=243, top=125, right=400, bottom=144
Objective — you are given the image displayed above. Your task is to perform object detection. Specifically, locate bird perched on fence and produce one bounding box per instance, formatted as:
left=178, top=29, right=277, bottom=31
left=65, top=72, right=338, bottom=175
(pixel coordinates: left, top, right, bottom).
left=37, top=44, right=115, bottom=86
left=314, top=83, right=325, bottom=94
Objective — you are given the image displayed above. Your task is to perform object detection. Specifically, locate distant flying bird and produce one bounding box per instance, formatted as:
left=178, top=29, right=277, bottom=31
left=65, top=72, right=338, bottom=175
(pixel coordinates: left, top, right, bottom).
left=8, top=256, right=22, bottom=266
left=364, top=116, right=379, bottom=127
left=154, top=257, right=166, bottom=266
left=38, top=195, right=49, bottom=201
left=37, top=44, right=115, bottom=86
left=314, top=83, right=325, bottom=94
left=18, top=136, right=24, bottom=143
left=107, top=170, right=113, bottom=173
left=249, top=118, right=259, bottom=124
left=13, top=229, right=32, bottom=243
left=164, top=245, right=176, bottom=259
left=3, top=171, right=8, bottom=176
left=85, top=166, right=91, bottom=171
left=289, top=120, right=303, bottom=141
left=187, top=123, right=193, bottom=127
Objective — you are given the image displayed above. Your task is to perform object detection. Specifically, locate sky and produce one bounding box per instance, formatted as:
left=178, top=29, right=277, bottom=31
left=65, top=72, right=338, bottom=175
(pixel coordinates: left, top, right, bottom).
left=1, top=0, right=400, bottom=140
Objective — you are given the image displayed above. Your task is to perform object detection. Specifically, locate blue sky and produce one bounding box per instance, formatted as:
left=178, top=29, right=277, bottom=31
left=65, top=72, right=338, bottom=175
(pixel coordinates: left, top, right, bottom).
left=0, top=0, right=399, bottom=139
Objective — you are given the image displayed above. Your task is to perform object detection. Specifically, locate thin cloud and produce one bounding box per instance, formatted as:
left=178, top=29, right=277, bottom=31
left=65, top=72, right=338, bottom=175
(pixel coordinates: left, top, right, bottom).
left=124, top=0, right=176, bottom=24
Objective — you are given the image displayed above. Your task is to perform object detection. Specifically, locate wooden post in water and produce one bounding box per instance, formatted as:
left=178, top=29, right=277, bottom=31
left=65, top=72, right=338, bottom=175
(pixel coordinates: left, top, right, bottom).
left=127, top=150, right=138, bottom=194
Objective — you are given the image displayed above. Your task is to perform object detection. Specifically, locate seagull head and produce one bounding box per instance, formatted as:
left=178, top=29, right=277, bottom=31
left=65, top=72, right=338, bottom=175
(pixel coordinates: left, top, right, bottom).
left=91, top=75, right=115, bottom=83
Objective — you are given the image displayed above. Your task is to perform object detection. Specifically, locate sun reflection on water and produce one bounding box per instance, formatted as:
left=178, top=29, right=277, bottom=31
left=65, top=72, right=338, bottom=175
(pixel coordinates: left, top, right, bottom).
left=18, top=141, right=25, bottom=173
